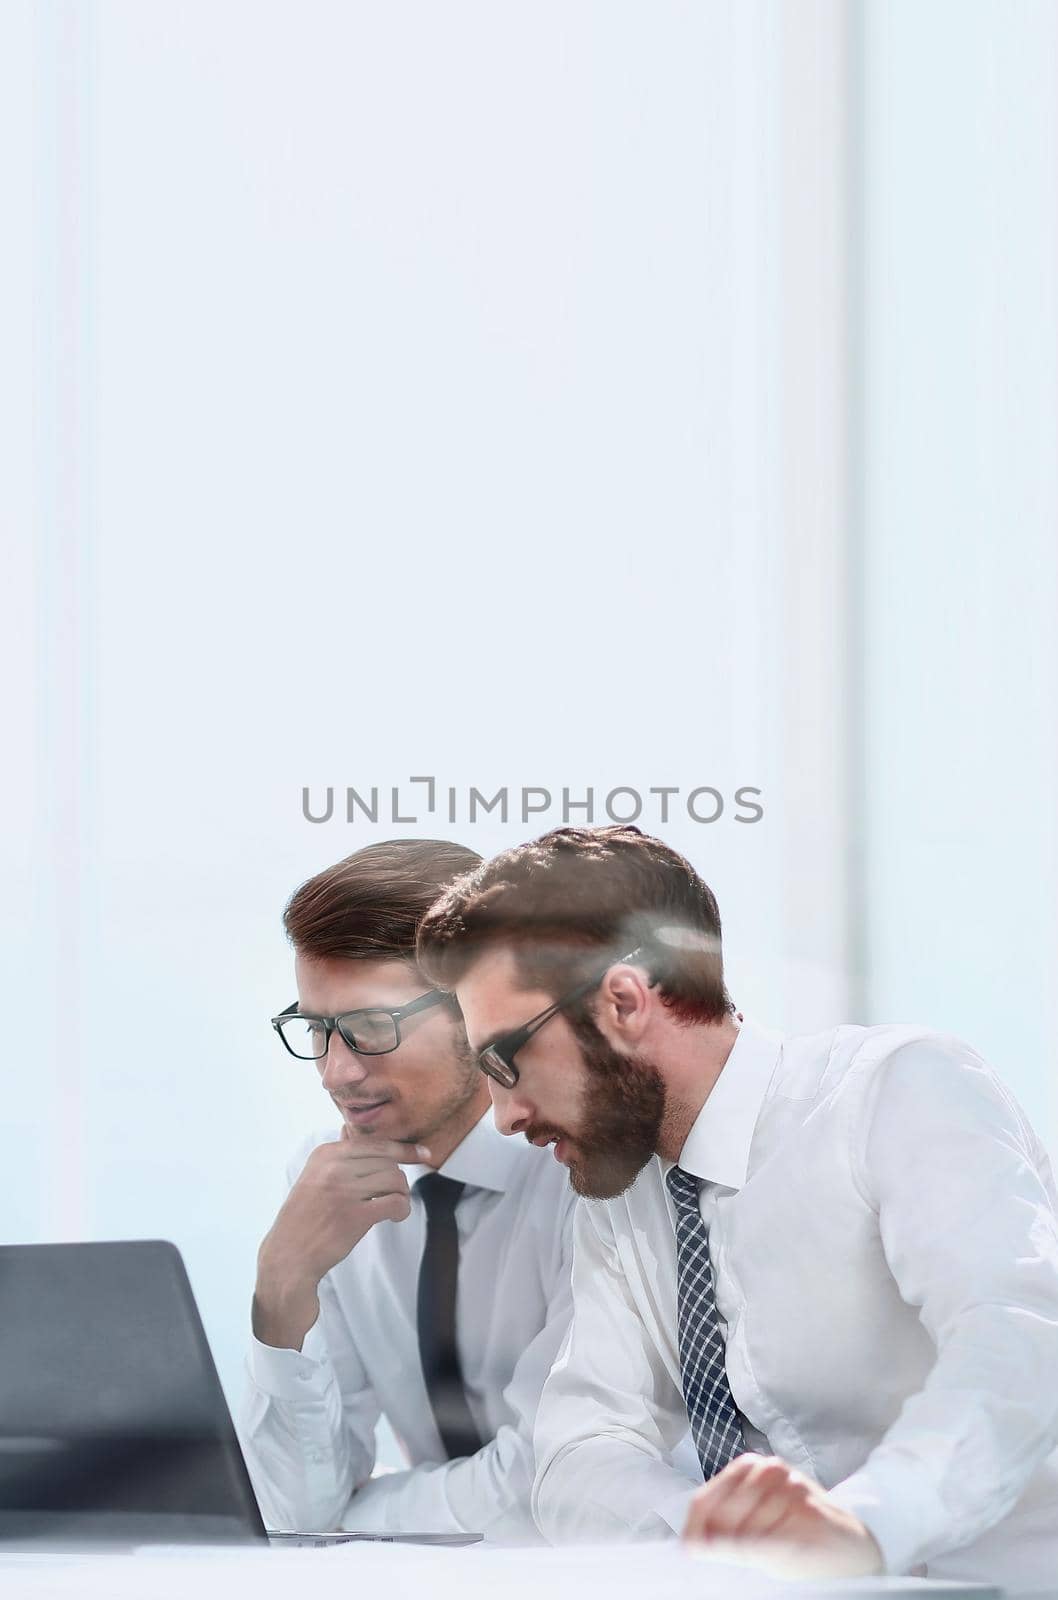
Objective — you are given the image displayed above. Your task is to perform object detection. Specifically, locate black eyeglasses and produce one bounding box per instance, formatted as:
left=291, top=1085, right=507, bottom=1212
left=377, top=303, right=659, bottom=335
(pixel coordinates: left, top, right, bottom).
left=271, top=989, right=446, bottom=1061
left=477, top=947, right=643, bottom=1089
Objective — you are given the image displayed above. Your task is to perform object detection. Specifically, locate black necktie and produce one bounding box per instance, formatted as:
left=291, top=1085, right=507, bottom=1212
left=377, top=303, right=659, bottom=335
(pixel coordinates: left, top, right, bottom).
left=415, top=1172, right=484, bottom=1461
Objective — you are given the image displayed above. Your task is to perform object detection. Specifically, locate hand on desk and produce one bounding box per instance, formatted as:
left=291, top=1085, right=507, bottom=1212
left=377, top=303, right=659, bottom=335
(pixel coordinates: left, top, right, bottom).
left=682, top=1454, right=883, bottom=1579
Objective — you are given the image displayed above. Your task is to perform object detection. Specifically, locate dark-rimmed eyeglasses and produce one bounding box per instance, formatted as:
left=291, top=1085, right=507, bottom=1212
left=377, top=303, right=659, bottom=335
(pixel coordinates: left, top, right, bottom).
left=477, top=947, right=643, bottom=1089
left=271, top=989, right=446, bottom=1061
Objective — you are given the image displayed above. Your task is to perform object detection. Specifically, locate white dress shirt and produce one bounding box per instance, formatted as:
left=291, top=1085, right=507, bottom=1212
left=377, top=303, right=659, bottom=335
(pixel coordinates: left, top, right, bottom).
left=242, top=1110, right=575, bottom=1541
left=532, top=1020, right=1058, bottom=1589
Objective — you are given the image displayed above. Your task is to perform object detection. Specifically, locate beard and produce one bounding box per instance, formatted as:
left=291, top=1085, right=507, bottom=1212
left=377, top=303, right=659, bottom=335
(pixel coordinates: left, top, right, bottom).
left=404, top=1017, right=483, bottom=1146
left=527, top=1012, right=667, bottom=1200
left=407, top=1064, right=480, bottom=1146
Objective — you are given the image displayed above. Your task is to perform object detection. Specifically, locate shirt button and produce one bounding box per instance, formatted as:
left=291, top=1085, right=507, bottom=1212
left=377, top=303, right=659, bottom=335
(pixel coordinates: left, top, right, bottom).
left=298, top=1369, right=312, bottom=1381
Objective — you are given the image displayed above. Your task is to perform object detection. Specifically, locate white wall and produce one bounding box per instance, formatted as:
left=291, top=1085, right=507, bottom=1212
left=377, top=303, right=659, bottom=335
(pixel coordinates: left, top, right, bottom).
left=858, top=0, right=1058, bottom=1149
left=2, top=0, right=44, bottom=1245
left=9, top=0, right=850, bottom=1409
left=5, top=0, right=1056, bottom=1425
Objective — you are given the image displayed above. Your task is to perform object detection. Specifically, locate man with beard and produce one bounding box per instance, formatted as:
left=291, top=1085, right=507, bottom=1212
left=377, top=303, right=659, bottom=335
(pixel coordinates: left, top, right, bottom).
left=241, top=839, right=575, bottom=1541
left=416, top=825, right=1058, bottom=1588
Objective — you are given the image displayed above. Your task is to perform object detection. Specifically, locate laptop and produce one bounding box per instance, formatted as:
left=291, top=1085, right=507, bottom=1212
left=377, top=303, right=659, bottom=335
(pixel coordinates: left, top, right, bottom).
left=0, top=1240, right=479, bottom=1550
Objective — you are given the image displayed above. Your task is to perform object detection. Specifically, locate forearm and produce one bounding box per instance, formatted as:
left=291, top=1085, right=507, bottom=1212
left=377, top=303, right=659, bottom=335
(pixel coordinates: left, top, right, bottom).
left=532, top=1200, right=699, bottom=1543
left=829, top=1303, right=1058, bottom=1574
left=839, top=1039, right=1058, bottom=1573
left=240, top=1325, right=373, bottom=1532
left=534, top=1435, right=696, bottom=1544
left=342, top=1419, right=549, bottom=1541
left=251, top=1281, right=320, bottom=1353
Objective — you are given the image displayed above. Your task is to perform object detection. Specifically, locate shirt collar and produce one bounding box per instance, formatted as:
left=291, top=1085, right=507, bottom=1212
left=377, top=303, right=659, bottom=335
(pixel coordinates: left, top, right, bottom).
left=670, top=1017, right=783, bottom=1191
left=402, top=1108, right=521, bottom=1195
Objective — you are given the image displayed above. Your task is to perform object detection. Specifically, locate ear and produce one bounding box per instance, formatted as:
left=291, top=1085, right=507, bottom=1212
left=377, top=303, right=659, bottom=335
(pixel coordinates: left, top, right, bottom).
left=596, top=962, right=652, bottom=1042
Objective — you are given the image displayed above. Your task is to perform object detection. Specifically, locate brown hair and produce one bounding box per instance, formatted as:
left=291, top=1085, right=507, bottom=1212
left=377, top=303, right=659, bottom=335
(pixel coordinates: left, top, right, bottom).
left=417, top=825, right=733, bottom=1025
left=284, top=839, right=482, bottom=967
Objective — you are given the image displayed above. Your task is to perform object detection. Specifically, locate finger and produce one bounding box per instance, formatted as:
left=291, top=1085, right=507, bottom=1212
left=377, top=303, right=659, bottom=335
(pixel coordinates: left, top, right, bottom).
left=728, top=1480, right=812, bottom=1540
left=338, top=1134, right=431, bottom=1162
left=692, top=1455, right=771, bottom=1520
left=362, top=1192, right=412, bottom=1225
left=685, top=1494, right=718, bottom=1541
left=348, top=1168, right=411, bottom=1201
left=303, top=1157, right=405, bottom=1195
left=684, top=1464, right=753, bottom=1541
left=683, top=1458, right=792, bottom=1540
left=332, top=1152, right=413, bottom=1181
left=713, top=1461, right=804, bottom=1537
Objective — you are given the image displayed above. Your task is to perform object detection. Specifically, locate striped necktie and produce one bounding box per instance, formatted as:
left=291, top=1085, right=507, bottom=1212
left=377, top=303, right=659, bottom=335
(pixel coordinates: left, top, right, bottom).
left=667, top=1163, right=744, bottom=1478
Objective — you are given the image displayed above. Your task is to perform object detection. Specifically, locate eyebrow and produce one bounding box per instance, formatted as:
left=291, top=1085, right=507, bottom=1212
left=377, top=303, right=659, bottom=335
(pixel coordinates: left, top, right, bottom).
left=471, top=1021, right=521, bottom=1056
left=294, top=998, right=413, bottom=1018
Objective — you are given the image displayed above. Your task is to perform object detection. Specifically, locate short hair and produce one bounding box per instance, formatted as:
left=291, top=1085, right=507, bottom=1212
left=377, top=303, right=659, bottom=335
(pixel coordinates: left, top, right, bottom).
left=417, top=825, right=733, bottom=1025
left=284, top=838, right=482, bottom=965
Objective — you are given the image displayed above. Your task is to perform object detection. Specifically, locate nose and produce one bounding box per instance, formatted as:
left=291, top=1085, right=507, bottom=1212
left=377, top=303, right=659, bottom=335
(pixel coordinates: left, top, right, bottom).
left=488, top=1077, right=533, bottom=1137
left=319, top=1030, right=370, bottom=1095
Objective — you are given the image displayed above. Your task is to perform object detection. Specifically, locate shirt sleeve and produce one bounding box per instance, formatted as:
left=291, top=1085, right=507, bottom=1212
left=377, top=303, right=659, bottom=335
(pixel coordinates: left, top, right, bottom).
left=532, top=1197, right=700, bottom=1544
left=239, top=1268, right=380, bottom=1532
left=339, top=1186, right=579, bottom=1542
left=828, top=1037, right=1058, bottom=1575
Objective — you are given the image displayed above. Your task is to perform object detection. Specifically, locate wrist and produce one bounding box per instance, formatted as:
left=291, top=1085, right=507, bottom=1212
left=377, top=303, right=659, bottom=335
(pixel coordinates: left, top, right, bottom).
left=252, top=1263, right=320, bottom=1351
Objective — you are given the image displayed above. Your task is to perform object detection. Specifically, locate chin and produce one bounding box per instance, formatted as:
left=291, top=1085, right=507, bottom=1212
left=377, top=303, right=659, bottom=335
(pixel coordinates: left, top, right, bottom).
left=341, top=1105, right=403, bottom=1139
left=568, top=1155, right=649, bottom=1201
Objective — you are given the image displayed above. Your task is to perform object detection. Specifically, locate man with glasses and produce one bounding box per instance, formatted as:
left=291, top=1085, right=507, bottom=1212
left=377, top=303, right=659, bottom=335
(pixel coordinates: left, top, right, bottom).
left=241, top=839, right=575, bottom=1541
left=416, top=825, right=1058, bottom=1588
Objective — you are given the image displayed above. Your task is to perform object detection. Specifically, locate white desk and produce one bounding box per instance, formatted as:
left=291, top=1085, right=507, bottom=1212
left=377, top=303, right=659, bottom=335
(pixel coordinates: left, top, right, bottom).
left=0, top=1542, right=1008, bottom=1600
